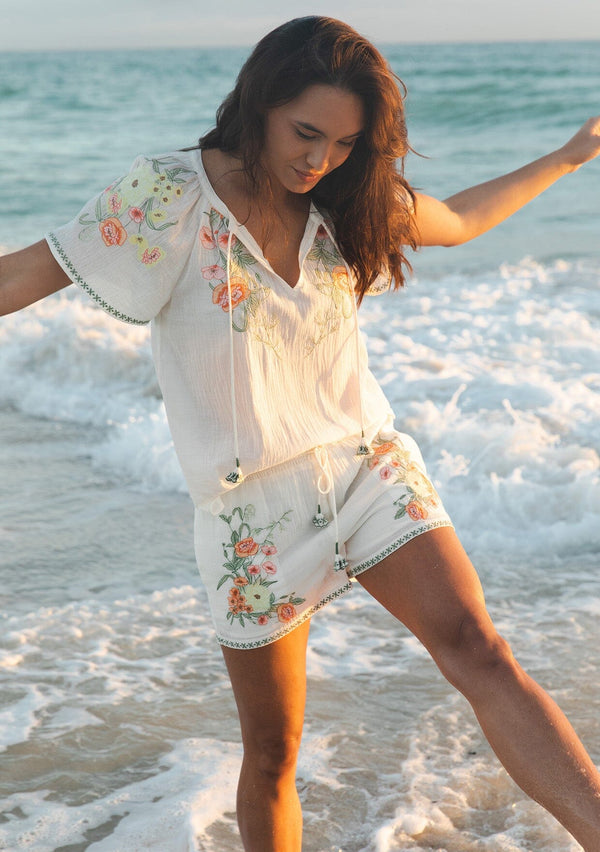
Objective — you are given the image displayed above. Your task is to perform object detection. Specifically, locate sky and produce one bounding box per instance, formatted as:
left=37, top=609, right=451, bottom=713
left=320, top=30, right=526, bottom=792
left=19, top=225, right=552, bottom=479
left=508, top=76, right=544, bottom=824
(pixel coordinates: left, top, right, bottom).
left=1, top=0, right=600, bottom=51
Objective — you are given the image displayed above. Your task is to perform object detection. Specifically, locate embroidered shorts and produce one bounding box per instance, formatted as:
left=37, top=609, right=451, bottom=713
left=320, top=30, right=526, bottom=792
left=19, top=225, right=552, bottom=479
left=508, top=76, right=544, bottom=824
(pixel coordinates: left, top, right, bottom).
left=193, top=429, right=453, bottom=649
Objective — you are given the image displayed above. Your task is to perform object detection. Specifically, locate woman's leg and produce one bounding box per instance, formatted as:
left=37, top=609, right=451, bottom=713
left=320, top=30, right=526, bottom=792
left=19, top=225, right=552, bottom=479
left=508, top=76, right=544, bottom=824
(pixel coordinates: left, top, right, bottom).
left=221, top=618, right=310, bottom=852
left=356, top=526, right=600, bottom=850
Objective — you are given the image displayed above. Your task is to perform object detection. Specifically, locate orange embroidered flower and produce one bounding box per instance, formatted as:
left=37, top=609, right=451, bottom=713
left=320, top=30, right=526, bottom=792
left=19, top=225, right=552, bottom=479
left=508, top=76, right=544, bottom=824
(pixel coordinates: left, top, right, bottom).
left=229, top=596, right=248, bottom=614
left=406, top=501, right=428, bottom=521
left=212, top=278, right=250, bottom=311
left=99, top=217, right=127, bottom=246
left=199, top=226, right=216, bottom=249
left=218, top=232, right=234, bottom=249
left=228, top=587, right=241, bottom=600
left=233, top=576, right=249, bottom=586
left=373, top=441, right=397, bottom=456
left=277, top=603, right=297, bottom=623
left=234, top=537, right=259, bottom=558
left=332, top=265, right=349, bottom=288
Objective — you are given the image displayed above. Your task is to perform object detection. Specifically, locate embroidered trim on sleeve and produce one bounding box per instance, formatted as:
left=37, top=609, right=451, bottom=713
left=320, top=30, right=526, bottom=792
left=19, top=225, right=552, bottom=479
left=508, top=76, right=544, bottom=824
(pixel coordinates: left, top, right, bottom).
left=47, top=232, right=149, bottom=326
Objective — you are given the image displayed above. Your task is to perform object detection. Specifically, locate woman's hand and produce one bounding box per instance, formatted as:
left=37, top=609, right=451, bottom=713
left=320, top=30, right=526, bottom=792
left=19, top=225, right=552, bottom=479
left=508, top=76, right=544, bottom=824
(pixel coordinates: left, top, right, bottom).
left=413, top=116, right=600, bottom=248
left=557, top=115, right=600, bottom=171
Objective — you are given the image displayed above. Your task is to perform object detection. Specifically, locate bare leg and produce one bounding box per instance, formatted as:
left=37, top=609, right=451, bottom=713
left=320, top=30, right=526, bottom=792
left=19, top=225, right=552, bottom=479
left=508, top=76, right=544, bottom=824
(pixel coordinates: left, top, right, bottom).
left=356, top=527, right=600, bottom=850
left=221, top=619, right=310, bottom=852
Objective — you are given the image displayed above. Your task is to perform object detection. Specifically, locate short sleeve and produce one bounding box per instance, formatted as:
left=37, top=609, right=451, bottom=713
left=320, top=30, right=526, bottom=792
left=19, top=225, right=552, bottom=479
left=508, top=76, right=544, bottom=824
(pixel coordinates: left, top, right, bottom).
left=46, top=153, right=201, bottom=324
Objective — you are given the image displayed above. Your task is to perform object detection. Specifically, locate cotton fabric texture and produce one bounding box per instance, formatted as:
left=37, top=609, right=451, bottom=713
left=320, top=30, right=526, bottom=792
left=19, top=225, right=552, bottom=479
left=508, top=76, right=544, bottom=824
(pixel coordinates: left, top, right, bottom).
left=46, top=150, right=453, bottom=648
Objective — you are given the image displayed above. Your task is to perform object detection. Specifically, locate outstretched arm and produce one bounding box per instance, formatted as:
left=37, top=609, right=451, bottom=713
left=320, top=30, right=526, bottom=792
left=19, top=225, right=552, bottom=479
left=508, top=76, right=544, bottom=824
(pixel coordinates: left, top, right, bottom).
left=0, top=240, right=71, bottom=316
left=414, top=116, right=600, bottom=247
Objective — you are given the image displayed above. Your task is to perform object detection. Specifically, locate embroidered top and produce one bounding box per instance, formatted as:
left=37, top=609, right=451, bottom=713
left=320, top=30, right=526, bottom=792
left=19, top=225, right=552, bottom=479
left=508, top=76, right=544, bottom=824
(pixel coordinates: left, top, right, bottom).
left=46, top=149, right=395, bottom=513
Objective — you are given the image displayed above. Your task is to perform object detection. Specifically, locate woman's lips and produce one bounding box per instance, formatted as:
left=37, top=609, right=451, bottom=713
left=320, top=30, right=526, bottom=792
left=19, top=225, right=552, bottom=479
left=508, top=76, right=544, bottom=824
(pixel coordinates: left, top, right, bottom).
left=293, top=168, right=321, bottom=183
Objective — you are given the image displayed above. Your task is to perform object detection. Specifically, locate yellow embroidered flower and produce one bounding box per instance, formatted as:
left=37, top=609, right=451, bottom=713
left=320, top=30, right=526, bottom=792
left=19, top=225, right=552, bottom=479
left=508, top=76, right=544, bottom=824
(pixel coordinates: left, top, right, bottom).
left=129, top=234, right=147, bottom=249
left=119, top=166, right=159, bottom=206
left=149, top=209, right=168, bottom=224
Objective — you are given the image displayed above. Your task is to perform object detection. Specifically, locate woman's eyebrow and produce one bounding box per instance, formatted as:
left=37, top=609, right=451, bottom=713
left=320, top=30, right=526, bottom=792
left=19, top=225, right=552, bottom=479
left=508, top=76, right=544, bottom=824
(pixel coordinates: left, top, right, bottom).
left=296, top=120, right=363, bottom=139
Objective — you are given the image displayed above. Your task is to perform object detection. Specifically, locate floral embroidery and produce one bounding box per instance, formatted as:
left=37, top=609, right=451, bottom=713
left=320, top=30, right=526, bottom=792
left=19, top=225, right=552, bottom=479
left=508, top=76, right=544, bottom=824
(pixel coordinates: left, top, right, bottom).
left=368, top=436, right=441, bottom=521
left=305, top=227, right=354, bottom=354
left=78, top=156, right=195, bottom=266
left=212, top=277, right=251, bottom=311
left=203, top=208, right=282, bottom=357
left=217, top=505, right=305, bottom=629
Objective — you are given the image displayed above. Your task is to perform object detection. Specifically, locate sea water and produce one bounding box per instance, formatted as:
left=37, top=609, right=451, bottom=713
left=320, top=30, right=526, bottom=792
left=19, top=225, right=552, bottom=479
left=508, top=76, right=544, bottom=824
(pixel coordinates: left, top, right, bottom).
left=0, top=41, right=599, bottom=851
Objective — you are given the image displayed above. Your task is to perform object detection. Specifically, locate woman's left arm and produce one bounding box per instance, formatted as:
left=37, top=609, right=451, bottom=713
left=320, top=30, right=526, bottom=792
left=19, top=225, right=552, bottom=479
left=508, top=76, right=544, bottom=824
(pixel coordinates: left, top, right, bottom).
left=414, top=116, right=600, bottom=247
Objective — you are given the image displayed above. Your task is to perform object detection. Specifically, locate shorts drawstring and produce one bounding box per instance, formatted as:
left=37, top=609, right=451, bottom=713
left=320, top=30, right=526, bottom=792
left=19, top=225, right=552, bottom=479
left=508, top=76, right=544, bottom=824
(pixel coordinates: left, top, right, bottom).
left=312, top=445, right=348, bottom=572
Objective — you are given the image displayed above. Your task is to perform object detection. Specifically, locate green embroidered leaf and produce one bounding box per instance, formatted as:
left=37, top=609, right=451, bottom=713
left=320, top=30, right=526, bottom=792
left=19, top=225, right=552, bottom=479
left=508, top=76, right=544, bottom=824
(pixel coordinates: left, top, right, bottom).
left=217, top=574, right=234, bottom=591
left=150, top=221, right=177, bottom=233
left=219, top=514, right=232, bottom=525
left=95, top=196, right=104, bottom=221
left=209, top=209, right=223, bottom=231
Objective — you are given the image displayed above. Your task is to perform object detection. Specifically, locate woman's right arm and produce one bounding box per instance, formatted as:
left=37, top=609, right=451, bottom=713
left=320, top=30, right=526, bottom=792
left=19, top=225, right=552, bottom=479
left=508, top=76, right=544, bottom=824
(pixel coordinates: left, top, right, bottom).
left=0, top=240, right=72, bottom=316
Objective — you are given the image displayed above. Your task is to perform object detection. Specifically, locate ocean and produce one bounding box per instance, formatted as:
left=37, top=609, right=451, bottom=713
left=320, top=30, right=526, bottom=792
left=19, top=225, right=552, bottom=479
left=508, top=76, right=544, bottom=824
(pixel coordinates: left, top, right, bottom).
left=1, top=40, right=599, bottom=851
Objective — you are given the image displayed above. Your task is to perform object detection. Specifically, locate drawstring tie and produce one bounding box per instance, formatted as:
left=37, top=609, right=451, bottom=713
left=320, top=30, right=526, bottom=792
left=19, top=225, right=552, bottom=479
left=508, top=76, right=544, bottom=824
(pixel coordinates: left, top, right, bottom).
left=312, top=445, right=348, bottom=572
left=224, top=227, right=244, bottom=485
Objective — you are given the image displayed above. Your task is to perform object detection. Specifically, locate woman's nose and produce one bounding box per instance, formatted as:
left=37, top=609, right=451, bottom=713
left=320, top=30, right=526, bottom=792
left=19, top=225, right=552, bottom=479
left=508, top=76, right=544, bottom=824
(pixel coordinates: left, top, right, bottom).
left=306, top=142, right=331, bottom=173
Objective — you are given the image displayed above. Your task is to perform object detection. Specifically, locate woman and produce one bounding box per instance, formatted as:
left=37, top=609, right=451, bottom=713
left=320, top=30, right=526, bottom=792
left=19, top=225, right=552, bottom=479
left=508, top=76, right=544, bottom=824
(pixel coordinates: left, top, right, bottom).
left=1, top=16, right=600, bottom=851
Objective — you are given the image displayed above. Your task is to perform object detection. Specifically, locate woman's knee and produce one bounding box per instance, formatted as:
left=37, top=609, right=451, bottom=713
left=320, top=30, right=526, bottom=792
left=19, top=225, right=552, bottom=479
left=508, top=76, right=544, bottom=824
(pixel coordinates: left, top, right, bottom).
left=242, top=728, right=303, bottom=780
left=431, top=613, right=519, bottom=696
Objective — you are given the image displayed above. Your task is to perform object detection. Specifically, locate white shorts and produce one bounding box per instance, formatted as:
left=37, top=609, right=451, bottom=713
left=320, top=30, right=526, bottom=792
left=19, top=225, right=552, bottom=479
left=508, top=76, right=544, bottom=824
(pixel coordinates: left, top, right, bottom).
left=193, top=429, right=453, bottom=649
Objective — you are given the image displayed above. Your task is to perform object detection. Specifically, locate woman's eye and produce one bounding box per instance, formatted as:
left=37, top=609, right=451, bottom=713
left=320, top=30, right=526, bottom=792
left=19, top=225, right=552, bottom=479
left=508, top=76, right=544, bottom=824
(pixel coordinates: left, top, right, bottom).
left=296, top=129, right=317, bottom=141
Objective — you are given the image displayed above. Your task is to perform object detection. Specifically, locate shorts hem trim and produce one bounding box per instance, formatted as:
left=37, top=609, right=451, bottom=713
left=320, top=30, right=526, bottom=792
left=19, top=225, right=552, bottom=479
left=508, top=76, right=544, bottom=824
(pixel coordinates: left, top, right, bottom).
left=347, top=519, right=455, bottom=578
left=215, top=580, right=353, bottom=650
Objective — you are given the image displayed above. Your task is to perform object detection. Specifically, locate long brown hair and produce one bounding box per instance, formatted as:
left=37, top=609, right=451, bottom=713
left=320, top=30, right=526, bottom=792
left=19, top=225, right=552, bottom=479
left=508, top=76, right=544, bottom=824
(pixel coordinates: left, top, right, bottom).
left=197, top=16, right=418, bottom=301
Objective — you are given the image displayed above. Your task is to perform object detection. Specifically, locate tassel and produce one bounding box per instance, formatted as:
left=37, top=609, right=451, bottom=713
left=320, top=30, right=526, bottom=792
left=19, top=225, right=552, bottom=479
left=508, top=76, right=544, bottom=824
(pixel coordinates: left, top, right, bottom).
left=225, top=458, right=244, bottom=484
left=333, top=542, right=348, bottom=572
left=356, top=437, right=373, bottom=457
left=312, top=503, right=330, bottom=528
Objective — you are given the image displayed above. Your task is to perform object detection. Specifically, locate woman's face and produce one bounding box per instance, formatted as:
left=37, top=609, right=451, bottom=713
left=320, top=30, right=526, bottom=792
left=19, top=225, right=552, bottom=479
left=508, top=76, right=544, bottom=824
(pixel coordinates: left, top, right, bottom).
left=261, top=84, right=365, bottom=197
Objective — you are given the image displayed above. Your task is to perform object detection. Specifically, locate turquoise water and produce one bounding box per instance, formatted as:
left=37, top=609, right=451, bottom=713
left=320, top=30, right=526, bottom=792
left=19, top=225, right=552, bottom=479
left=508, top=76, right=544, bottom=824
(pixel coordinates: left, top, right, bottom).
left=1, top=41, right=599, bottom=851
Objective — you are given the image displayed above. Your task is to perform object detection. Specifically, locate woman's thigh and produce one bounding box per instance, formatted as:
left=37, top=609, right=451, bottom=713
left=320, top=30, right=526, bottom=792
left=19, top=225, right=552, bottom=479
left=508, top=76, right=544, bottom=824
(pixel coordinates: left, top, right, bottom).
left=355, top=526, right=498, bottom=661
left=221, top=618, right=311, bottom=756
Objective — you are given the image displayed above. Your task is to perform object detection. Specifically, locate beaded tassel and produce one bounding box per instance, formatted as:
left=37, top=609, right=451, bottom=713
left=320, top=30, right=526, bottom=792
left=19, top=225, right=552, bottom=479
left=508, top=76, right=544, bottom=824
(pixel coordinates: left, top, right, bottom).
left=356, top=431, right=373, bottom=456
left=312, top=503, right=330, bottom=528
left=333, top=542, right=348, bottom=572
left=225, top=458, right=244, bottom=484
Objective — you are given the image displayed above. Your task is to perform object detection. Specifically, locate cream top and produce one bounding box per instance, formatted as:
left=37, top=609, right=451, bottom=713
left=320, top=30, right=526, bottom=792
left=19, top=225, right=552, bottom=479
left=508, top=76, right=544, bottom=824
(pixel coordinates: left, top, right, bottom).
left=47, top=149, right=394, bottom=513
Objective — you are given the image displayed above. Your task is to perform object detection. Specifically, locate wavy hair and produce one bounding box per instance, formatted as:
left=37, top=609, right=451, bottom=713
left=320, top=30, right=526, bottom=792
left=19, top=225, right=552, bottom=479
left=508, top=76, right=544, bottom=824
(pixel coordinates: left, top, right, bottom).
left=197, top=16, right=418, bottom=301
